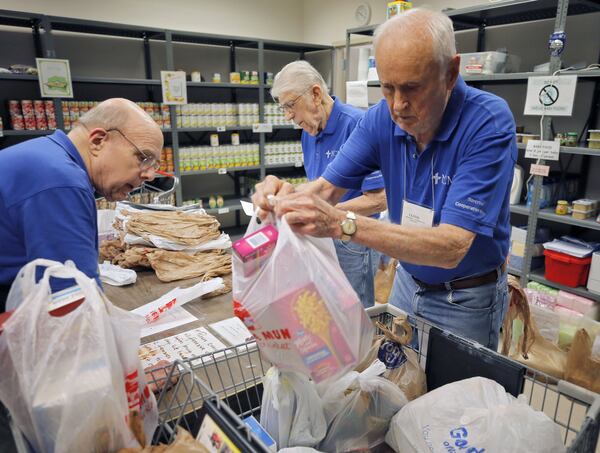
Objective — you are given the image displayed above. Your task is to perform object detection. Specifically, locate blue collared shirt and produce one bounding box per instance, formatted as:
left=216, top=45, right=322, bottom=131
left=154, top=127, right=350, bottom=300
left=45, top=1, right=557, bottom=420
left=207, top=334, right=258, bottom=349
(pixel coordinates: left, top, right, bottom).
left=322, top=77, right=517, bottom=284
left=0, top=130, right=100, bottom=290
left=302, top=96, right=384, bottom=203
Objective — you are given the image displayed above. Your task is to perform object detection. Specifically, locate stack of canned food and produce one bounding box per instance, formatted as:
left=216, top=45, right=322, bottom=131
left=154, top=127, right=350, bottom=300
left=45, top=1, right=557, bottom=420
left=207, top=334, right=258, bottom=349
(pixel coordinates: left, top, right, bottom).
left=8, top=100, right=57, bottom=131
left=61, top=101, right=171, bottom=131
left=178, top=143, right=260, bottom=172
left=264, top=141, right=303, bottom=166
left=264, top=103, right=295, bottom=126
left=175, top=103, right=259, bottom=129
left=160, top=147, right=174, bottom=173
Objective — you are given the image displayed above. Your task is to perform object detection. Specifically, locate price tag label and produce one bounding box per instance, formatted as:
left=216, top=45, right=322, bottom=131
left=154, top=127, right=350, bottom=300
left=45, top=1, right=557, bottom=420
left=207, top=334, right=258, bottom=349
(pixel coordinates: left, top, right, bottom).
left=252, top=123, right=273, bottom=133
left=218, top=168, right=227, bottom=175
left=217, top=207, right=230, bottom=214
left=216, top=126, right=226, bottom=132
left=525, top=140, right=560, bottom=161
left=530, top=163, right=550, bottom=176
left=294, top=162, right=303, bottom=167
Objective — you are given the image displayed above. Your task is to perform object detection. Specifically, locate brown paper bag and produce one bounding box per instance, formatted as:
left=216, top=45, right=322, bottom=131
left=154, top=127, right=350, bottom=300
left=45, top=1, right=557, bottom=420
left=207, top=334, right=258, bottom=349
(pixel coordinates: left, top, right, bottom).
left=118, top=427, right=209, bottom=453
left=565, top=328, right=600, bottom=393
left=374, top=259, right=397, bottom=304
left=502, top=275, right=567, bottom=379
left=356, top=316, right=426, bottom=401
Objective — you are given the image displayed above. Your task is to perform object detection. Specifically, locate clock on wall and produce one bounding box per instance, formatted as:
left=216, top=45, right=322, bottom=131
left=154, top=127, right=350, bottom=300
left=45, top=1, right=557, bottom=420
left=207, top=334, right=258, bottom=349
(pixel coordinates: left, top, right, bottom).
left=355, top=3, right=372, bottom=26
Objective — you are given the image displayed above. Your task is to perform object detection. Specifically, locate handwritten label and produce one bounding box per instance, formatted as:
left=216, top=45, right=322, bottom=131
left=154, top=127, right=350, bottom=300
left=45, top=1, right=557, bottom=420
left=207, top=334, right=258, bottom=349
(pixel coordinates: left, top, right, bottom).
left=217, top=207, right=230, bottom=214
left=252, top=123, right=273, bottom=133
left=530, top=163, right=550, bottom=176
left=218, top=168, right=227, bottom=175
left=525, top=139, right=560, bottom=161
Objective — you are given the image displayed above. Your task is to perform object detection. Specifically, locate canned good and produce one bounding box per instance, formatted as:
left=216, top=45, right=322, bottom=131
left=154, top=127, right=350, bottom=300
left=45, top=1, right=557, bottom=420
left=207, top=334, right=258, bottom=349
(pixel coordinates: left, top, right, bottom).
left=212, top=73, right=221, bottom=83
left=182, top=115, right=191, bottom=129
left=21, top=100, right=33, bottom=116
left=241, top=71, right=250, bottom=84
left=35, top=115, right=48, bottom=130
left=229, top=72, right=241, bottom=84
left=231, top=133, right=240, bottom=146
left=34, top=100, right=45, bottom=115
left=0, top=117, right=3, bottom=133
left=566, top=132, right=578, bottom=147
left=47, top=116, right=57, bottom=130
left=191, top=71, right=202, bottom=82
left=8, top=100, right=21, bottom=116
left=250, top=71, right=259, bottom=84
left=24, top=115, right=36, bottom=130
left=264, top=72, right=274, bottom=85
left=210, top=134, right=219, bottom=147
left=63, top=118, right=72, bottom=130
left=555, top=200, right=569, bottom=215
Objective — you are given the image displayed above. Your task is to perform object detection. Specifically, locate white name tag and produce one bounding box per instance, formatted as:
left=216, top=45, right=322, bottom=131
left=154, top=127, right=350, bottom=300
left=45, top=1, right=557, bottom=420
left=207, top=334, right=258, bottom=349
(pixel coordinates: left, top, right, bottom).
left=401, top=200, right=434, bottom=228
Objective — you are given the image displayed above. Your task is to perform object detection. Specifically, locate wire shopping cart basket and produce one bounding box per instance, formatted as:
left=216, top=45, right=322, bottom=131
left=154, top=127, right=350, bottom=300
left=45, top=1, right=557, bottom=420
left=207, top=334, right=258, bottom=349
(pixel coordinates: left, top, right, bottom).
left=149, top=303, right=600, bottom=452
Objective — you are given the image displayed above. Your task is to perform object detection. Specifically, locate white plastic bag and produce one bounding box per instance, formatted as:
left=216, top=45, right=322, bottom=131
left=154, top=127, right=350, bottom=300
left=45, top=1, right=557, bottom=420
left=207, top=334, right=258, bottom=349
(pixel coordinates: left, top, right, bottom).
left=318, top=360, right=408, bottom=452
left=259, top=367, right=326, bottom=449
left=385, top=377, right=565, bottom=453
left=0, top=259, right=157, bottom=452
left=233, top=216, right=373, bottom=384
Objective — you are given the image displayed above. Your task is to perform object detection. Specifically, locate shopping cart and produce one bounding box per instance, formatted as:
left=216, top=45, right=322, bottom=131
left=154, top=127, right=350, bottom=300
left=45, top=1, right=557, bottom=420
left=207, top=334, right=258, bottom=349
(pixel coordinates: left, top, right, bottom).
left=149, top=303, right=600, bottom=452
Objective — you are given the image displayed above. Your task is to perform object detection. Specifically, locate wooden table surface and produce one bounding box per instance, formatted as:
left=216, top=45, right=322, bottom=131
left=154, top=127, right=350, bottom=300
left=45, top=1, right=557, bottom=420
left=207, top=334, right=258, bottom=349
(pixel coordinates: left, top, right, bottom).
left=103, top=269, right=235, bottom=344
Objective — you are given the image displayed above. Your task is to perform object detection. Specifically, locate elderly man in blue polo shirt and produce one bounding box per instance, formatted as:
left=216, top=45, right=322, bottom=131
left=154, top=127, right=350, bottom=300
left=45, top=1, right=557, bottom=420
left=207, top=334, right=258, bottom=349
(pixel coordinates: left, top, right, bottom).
left=253, top=9, right=516, bottom=350
left=0, top=98, right=164, bottom=312
left=270, top=60, right=386, bottom=307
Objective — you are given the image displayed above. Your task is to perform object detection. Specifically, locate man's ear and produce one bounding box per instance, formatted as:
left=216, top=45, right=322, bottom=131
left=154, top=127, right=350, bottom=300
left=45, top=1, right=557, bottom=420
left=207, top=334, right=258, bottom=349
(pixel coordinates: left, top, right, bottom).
left=88, top=128, right=108, bottom=156
left=446, top=54, right=460, bottom=90
left=312, top=84, right=323, bottom=105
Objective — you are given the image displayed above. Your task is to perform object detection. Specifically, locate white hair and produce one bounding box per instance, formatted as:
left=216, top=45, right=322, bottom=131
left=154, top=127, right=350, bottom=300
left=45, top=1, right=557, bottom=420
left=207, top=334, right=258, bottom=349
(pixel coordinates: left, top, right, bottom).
left=373, top=8, right=457, bottom=68
left=270, top=60, right=329, bottom=100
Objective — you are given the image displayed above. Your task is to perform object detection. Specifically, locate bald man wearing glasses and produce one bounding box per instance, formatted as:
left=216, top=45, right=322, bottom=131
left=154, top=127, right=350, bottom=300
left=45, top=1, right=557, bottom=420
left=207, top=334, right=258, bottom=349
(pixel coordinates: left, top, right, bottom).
left=0, top=98, right=163, bottom=311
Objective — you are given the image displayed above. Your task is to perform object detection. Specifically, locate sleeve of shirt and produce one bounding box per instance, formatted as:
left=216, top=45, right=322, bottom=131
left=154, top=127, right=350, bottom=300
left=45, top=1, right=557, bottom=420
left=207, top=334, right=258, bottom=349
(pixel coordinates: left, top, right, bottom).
left=440, top=133, right=516, bottom=237
left=360, top=170, right=385, bottom=192
left=15, top=187, right=101, bottom=288
left=322, top=111, right=381, bottom=191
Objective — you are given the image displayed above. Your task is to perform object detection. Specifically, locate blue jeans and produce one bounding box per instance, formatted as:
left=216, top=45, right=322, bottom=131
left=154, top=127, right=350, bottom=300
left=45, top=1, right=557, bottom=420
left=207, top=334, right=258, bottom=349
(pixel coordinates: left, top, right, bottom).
left=389, top=264, right=509, bottom=350
left=334, top=240, right=377, bottom=308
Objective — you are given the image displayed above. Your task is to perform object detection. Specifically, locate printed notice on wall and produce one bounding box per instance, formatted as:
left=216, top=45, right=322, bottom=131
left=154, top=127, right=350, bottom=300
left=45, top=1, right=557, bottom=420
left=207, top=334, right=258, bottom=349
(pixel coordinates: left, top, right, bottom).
left=36, top=58, right=73, bottom=98
left=525, top=140, right=560, bottom=161
left=524, top=75, right=577, bottom=116
left=161, top=70, right=188, bottom=105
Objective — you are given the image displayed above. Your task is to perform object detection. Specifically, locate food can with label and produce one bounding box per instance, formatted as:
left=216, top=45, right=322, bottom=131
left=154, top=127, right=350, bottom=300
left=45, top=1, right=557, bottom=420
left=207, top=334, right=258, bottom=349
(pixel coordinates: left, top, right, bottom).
left=21, top=100, right=34, bottom=116
left=24, top=115, right=37, bottom=130
left=8, top=100, right=21, bottom=116
left=241, top=71, right=250, bottom=84
left=229, top=72, right=241, bottom=84
left=210, top=134, right=219, bottom=147
left=231, top=132, right=240, bottom=146
left=250, top=71, right=259, bottom=84
left=34, top=100, right=45, bottom=115
left=35, top=115, right=48, bottom=130
left=191, top=71, right=202, bottom=82
left=47, top=116, right=57, bottom=130
left=11, top=114, right=24, bottom=130
left=212, top=73, right=222, bottom=83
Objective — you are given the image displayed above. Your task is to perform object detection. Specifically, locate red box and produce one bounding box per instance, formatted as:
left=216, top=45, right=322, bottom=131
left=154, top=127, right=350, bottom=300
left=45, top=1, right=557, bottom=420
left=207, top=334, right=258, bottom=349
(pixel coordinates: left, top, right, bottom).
left=544, top=249, right=592, bottom=288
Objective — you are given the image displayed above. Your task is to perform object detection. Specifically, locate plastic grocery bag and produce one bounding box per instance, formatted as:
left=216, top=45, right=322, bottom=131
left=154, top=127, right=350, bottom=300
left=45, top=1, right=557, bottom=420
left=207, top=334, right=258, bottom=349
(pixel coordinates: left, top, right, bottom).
left=0, top=259, right=157, bottom=452
left=385, top=377, right=565, bottom=453
left=233, top=216, right=373, bottom=383
left=318, top=360, right=408, bottom=452
left=501, top=275, right=567, bottom=379
left=259, top=367, right=326, bottom=449
left=355, top=316, right=426, bottom=401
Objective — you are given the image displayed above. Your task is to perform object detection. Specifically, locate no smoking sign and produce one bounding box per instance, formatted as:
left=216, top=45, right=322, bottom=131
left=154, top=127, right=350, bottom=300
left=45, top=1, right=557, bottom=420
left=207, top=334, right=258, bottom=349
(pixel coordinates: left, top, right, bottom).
left=524, top=75, right=577, bottom=116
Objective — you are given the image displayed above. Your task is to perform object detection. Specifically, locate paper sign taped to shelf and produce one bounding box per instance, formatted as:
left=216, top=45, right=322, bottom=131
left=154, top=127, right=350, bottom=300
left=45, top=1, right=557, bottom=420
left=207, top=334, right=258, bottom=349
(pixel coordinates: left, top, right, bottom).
left=524, top=75, right=577, bottom=116
left=525, top=140, right=560, bottom=161
left=36, top=58, right=73, bottom=98
left=216, top=126, right=226, bottom=132
left=218, top=168, right=227, bottom=175
left=530, top=163, right=550, bottom=176
left=240, top=200, right=255, bottom=216
left=161, top=70, right=188, bottom=105
left=252, top=123, right=273, bottom=133
left=346, top=80, right=369, bottom=108
left=217, top=207, right=230, bottom=214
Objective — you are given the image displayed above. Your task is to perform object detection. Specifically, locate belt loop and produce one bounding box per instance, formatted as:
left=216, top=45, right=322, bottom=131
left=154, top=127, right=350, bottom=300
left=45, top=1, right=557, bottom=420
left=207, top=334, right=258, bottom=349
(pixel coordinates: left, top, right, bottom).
left=444, top=281, right=452, bottom=291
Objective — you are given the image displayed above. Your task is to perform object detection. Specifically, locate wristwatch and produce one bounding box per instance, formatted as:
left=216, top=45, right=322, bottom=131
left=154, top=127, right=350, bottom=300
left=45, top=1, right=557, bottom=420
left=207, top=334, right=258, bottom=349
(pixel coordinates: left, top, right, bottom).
left=340, top=211, right=357, bottom=242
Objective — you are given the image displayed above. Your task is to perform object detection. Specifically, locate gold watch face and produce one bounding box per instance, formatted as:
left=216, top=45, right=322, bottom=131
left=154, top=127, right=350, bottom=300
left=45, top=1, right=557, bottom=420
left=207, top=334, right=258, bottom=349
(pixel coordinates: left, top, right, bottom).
left=341, top=218, right=357, bottom=236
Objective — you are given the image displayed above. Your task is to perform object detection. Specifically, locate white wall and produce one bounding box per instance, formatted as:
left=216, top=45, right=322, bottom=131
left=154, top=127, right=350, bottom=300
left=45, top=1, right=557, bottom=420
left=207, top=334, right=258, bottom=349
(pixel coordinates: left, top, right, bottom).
left=0, top=0, right=305, bottom=42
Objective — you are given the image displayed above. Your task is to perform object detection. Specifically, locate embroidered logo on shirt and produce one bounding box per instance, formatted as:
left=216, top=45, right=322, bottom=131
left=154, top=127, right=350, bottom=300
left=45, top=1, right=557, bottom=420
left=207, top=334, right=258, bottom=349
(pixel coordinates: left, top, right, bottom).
left=325, top=149, right=339, bottom=159
left=432, top=172, right=453, bottom=185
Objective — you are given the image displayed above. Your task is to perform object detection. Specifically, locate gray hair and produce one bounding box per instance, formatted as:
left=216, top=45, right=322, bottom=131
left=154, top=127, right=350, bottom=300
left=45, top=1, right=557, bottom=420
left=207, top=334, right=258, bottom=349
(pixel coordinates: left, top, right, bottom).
left=373, top=8, right=456, bottom=68
left=271, top=60, right=329, bottom=101
left=78, top=98, right=154, bottom=131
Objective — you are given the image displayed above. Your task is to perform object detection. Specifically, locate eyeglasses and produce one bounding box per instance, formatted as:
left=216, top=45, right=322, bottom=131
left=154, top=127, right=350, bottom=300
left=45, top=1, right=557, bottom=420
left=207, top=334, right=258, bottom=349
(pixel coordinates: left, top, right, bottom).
left=277, top=87, right=312, bottom=114
left=106, top=128, right=161, bottom=171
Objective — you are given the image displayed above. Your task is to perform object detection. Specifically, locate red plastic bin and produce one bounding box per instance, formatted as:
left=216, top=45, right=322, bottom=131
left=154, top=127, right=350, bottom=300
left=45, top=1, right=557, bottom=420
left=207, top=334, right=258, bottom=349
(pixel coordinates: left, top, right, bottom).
left=543, top=249, right=592, bottom=288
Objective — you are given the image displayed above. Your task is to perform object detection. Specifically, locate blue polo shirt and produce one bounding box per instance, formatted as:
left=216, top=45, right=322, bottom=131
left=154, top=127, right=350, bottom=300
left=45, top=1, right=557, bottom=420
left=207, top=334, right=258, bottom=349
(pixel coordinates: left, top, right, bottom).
left=323, top=77, right=516, bottom=284
left=302, top=96, right=384, bottom=203
left=0, top=130, right=100, bottom=292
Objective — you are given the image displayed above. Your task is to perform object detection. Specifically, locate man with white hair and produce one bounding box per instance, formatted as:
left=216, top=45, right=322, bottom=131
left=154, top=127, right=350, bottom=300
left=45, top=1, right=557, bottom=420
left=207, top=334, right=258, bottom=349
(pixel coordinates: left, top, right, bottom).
left=271, top=60, right=386, bottom=307
left=0, top=98, right=164, bottom=311
left=253, top=9, right=517, bottom=349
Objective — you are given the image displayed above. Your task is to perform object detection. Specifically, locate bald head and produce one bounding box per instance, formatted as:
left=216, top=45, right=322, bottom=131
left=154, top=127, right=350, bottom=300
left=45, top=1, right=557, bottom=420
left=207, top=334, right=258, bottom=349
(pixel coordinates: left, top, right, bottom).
left=373, top=8, right=456, bottom=69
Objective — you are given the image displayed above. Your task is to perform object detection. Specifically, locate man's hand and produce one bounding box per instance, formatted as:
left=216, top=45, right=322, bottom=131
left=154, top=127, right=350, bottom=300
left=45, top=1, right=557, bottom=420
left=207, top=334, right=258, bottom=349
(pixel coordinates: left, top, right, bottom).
left=275, top=192, right=346, bottom=238
left=251, top=175, right=295, bottom=220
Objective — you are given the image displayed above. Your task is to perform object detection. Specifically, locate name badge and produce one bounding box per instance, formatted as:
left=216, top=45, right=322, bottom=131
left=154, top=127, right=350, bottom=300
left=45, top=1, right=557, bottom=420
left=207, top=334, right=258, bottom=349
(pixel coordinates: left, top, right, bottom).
left=401, top=200, right=434, bottom=228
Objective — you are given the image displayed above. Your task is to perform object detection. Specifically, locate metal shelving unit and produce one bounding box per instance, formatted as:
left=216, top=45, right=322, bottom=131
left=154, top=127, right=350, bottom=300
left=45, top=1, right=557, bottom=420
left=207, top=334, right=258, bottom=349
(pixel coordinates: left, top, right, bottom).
left=0, top=10, right=328, bottom=230
left=345, top=0, right=600, bottom=297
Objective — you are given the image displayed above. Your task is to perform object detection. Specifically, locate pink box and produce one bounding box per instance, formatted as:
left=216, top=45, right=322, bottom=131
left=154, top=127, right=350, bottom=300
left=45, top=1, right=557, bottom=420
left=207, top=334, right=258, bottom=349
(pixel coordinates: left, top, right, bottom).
left=557, top=290, right=596, bottom=316
left=233, top=225, right=278, bottom=276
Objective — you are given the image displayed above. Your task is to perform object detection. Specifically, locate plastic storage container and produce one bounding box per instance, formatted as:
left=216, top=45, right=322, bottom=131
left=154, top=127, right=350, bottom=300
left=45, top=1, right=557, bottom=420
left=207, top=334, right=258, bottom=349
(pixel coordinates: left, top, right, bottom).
left=459, top=51, right=520, bottom=75
left=544, top=249, right=592, bottom=287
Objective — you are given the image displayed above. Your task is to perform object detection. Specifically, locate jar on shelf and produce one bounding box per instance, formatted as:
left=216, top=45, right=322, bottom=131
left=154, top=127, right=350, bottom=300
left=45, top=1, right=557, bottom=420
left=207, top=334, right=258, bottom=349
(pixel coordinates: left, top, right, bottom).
left=555, top=200, right=569, bottom=215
